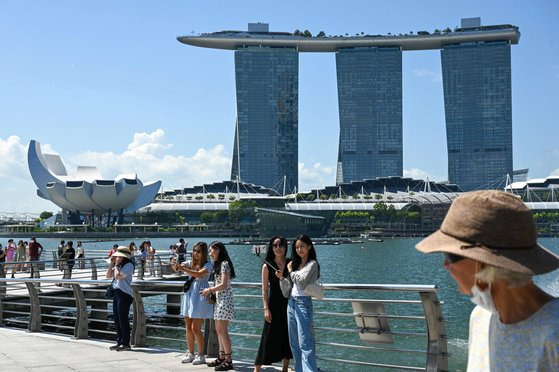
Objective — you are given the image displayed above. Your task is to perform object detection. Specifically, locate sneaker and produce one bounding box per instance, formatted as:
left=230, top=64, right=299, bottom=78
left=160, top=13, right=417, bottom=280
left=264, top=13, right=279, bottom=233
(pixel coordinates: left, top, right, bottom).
left=109, top=344, right=121, bottom=350
left=181, top=352, right=195, bottom=363
left=116, top=345, right=131, bottom=351
left=192, top=354, right=206, bottom=365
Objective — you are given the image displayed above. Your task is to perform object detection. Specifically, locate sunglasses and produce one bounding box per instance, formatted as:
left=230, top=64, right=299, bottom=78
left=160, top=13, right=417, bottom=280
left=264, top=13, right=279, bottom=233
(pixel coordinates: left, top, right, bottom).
left=272, top=243, right=285, bottom=248
left=192, top=249, right=202, bottom=254
left=444, top=252, right=465, bottom=264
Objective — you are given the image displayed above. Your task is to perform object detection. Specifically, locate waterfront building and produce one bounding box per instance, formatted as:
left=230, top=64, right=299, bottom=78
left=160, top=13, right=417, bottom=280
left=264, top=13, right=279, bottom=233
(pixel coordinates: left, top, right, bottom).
left=336, top=47, right=402, bottom=183
left=177, top=19, right=520, bottom=191
left=441, top=18, right=514, bottom=191
left=28, top=140, right=161, bottom=225
left=231, top=42, right=298, bottom=193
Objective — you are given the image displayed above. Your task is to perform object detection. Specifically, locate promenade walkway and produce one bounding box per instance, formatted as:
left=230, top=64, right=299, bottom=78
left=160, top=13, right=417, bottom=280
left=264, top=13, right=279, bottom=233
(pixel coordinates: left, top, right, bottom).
left=0, top=328, right=281, bottom=372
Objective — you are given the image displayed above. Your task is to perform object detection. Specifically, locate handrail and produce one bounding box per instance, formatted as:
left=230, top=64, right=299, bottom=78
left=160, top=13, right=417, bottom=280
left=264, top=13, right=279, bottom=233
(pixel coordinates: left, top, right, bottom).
left=0, top=277, right=448, bottom=371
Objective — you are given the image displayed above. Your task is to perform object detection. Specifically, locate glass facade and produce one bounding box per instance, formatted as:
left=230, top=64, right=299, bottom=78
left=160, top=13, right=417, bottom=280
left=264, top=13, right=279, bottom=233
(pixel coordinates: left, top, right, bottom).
left=335, top=47, right=403, bottom=184
left=441, top=41, right=513, bottom=191
left=231, top=47, right=298, bottom=193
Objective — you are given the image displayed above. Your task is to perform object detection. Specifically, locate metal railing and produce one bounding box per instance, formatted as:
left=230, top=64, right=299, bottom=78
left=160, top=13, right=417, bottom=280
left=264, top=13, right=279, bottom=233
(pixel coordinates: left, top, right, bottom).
left=0, top=261, right=448, bottom=371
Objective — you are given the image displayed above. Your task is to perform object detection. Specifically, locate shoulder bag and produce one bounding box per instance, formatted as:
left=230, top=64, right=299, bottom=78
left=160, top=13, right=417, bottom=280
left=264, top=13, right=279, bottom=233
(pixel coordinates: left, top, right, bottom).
left=105, top=279, right=115, bottom=299
left=303, top=281, right=325, bottom=300
left=183, top=276, right=195, bottom=293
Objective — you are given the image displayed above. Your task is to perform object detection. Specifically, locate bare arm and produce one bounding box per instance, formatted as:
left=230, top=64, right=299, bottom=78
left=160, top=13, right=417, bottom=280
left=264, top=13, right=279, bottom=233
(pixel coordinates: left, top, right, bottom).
left=106, top=258, right=115, bottom=279
left=261, top=265, right=272, bottom=323
left=181, top=265, right=209, bottom=278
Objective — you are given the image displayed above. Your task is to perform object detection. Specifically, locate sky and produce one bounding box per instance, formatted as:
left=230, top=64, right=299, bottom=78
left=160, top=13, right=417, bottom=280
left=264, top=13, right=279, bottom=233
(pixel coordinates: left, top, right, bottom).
left=1, top=0, right=558, bottom=213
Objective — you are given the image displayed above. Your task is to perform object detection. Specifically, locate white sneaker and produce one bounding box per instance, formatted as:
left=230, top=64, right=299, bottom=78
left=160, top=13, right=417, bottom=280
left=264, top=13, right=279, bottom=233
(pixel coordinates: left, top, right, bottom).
left=181, top=352, right=195, bottom=363
left=192, top=354, right=206, bottom=365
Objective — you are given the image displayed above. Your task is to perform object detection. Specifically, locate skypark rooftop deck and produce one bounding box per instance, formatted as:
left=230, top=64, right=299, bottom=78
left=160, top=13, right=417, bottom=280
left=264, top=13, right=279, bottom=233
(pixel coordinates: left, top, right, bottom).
left=177, top=25, right=520, bottom=52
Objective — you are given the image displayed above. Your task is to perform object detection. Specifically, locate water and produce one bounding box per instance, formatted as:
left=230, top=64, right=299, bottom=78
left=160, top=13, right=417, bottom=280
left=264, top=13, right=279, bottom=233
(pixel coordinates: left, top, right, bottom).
left=7, top=236, right=559, bottom=370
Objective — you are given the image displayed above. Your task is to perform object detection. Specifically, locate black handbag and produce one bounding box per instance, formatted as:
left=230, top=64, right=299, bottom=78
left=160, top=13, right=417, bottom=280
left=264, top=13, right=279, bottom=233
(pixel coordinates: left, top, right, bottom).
left=183, top=276, right=195, bottom=293
left=105, top=279, right=115, bottom=299
left=208, top=292, right=216, bottom=304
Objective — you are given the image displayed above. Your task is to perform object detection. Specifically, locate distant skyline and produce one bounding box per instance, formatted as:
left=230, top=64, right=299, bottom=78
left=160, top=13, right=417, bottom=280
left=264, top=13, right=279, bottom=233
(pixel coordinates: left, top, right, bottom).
left=1, top=1, right=558, bottom=212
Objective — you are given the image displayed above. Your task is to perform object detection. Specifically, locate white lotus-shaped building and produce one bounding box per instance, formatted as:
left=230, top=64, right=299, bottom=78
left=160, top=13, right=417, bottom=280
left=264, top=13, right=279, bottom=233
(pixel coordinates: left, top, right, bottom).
left=28, top=140, right=161, bottom=215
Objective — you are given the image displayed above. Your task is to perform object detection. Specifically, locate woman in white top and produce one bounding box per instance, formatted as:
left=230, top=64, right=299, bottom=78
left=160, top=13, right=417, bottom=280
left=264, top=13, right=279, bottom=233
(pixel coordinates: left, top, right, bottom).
left=279, top=235, right=320, bottom=372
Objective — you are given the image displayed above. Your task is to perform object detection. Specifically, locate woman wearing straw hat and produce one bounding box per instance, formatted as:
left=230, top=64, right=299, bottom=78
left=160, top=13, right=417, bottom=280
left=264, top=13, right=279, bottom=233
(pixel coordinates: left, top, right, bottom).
left=416, top=190, right=559, bottom=371
left=106, top=246, right=136, bottom=352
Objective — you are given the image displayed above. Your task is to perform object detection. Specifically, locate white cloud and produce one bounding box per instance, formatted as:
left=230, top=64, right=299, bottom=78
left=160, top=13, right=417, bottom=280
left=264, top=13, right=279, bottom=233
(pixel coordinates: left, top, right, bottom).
left=298, top=162, right=335, bottom=192
left=68, top=129, right=231, bottom=190
left=0, top=135, right=29, bottom=181
left=413, top=69, right=442, bottom=82
left=403, top=168, right=444, bottom=182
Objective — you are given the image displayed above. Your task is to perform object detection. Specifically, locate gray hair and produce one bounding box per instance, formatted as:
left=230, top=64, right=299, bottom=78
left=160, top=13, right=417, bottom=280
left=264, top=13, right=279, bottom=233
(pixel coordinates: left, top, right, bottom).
left=475, top=265, right=532, bottom=287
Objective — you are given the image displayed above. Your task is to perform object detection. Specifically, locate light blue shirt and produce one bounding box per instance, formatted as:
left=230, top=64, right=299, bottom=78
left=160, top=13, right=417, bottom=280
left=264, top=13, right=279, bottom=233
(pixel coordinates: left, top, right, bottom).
left=112, top=262, right=134, bottom=297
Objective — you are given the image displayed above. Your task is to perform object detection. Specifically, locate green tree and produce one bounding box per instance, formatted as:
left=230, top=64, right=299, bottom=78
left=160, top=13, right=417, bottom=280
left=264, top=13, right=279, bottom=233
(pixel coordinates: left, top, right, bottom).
left=316, top=31, right=326, bottom=37
left=228, top=199, right=257, bottom=223
left=39, top=211, right=54, bottom=220
left=302, top=30, right=312, bottom=37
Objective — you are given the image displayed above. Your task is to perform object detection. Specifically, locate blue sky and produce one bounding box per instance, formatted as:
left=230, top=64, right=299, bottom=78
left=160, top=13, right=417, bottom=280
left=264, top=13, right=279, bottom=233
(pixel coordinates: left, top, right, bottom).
left=1, top=0, right=558, bottom=212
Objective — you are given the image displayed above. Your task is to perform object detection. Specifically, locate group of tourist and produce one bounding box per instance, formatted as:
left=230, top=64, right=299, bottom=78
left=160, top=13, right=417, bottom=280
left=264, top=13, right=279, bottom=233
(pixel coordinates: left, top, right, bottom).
left=102, top=189, right=559, bottom=371
left=0, top=237, right=44, bottom=278
left=105, top=235, right=322, bottom=372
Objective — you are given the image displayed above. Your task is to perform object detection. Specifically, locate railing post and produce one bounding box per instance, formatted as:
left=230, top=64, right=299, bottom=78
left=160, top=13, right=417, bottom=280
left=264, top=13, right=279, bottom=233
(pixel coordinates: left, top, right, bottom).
left=71, top=284, right=89, bottom=339
left=419, top=291, right=448, bottom=372
left=0, top=264, right=6, bottom=298
left=131, top=286, right=147, bottom=347
left=89, top=259, right=97, bottom=280
left=52, top=252, right=58, bottom=268
left=31, top=261, right=41, bottom=289
left=204, top=319, right=220, bottom=358
left=155, top=255, right=163, bottom=278
left=25, top=282, right=42, bottom=332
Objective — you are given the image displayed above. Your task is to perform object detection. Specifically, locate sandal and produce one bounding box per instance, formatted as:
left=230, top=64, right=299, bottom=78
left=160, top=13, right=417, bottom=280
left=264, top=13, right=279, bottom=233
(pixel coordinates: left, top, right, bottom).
left=214, top=359, right=234, bottom=371
left=207, top=356, right=225, bottom=367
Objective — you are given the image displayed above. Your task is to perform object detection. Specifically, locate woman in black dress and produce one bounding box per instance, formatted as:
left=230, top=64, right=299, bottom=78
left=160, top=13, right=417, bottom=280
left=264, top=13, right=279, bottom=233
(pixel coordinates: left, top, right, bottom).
left=254, top=236, right=292, bottom=372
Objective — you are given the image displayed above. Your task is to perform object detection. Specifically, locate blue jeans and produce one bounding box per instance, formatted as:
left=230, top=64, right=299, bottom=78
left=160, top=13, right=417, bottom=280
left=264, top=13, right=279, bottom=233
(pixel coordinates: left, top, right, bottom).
left=113, top=289, right=133, bottom=346
left=287, top=296, right=317, bottom=372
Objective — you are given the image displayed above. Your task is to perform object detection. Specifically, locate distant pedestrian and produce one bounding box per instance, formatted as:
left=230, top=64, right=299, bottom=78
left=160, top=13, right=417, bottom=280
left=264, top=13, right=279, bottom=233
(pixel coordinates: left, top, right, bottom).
left=57, top=240, right=65, bottom=270
left=279, top=235, right=321, bottom=372
left=28, top=237, right=43, bottom=278
left=176, top=238, right=188, bottom=263
left=5, top=239, right=16, bottom=262
left=147, top=241, right=156, bottom=276
left=58, top=241, right=75, bottom=284
left=76, top=241, right=85, bottom=269
left=106, top=246, right=135, bottom=351
left=201, top=241, right=236, bottom=371
left=108, top=244, right=118, bottom=258
left=416, top=190, right=559, bottom=371
left=11, top=240, right=26, bottom=278
left=139, top=241, right=147, bottom=275
left=128, top=241, right=136, bottom=253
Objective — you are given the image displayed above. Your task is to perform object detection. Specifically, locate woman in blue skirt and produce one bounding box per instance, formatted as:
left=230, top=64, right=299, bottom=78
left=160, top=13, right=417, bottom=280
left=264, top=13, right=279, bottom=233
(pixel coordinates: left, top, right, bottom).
left=172, top=241, right=214, bottom=365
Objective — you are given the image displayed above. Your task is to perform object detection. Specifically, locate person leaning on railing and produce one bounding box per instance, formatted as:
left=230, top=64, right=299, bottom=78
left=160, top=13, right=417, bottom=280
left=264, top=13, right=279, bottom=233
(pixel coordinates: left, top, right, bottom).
left=416, top=190, right=559, bottom=371
left=278, top=234, right=320, bottom=372
left=106, top=246, right=136, bottom=352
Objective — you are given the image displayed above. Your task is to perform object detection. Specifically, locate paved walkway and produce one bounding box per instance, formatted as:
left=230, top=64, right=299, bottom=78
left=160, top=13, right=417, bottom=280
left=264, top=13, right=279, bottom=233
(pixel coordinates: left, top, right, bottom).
left=0, top=328, right=282, bottom=372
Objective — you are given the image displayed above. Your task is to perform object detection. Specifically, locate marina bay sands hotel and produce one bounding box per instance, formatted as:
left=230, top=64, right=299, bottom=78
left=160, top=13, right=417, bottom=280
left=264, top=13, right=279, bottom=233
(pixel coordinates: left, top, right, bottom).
left=178, top=18, right=520, bottom=192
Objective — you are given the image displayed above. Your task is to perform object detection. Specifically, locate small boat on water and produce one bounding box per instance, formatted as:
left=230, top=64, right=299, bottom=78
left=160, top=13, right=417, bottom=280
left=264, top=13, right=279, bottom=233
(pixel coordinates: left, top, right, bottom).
left=251, top=244, right=267, bottom=255
left=368, top=238, right=384, bottom=242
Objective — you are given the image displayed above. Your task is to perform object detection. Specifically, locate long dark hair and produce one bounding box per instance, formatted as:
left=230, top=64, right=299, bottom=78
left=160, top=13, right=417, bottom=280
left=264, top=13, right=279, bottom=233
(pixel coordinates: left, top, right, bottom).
left=265, top=235, right=288, bottom=263
left=192, top=241, right=209, bottom=268
left=291, top=234, right=320, bottom=278
left=210, top=241, right=236, bottom=279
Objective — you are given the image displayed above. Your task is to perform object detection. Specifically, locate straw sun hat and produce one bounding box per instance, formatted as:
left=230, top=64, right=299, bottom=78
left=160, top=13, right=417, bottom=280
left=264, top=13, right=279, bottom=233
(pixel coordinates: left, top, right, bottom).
left=111, top=246, right=132, bottom=259
left=416, top=190, right=559, bottom=275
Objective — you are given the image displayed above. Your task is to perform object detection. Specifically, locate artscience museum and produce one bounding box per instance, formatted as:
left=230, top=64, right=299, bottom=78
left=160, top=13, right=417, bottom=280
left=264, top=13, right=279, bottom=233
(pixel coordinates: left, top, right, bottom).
left=28, top=140, right=161, bottom=225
